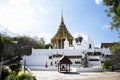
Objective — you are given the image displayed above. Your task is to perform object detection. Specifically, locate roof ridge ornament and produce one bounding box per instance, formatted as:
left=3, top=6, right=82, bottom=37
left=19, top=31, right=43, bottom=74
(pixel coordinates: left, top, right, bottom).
left=60, top=5, right=65, bottom=26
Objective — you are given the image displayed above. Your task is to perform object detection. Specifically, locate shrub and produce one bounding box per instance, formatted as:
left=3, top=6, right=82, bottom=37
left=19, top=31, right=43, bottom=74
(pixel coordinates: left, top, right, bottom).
left=1, top=68, right=10, bottom=80
left=9, top=62, right=21, bottom=73
left=5, top=71, right=17, bottom=80
left=16, top=71, right=34, bottom=80
left=103, top=59, right=113, bottom=71
left=112, top=63, right=120, bottom=70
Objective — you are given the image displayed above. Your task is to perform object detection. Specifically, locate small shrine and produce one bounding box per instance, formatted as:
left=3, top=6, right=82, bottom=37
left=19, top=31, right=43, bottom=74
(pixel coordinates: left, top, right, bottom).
left=57, top=56, right=72, bottom=72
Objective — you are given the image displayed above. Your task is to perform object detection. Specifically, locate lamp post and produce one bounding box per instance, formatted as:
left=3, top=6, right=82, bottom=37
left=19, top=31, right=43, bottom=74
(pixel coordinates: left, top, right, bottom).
left=24, top=59, right=26, bottom=74
left=0, top=58, right=3, bottom=79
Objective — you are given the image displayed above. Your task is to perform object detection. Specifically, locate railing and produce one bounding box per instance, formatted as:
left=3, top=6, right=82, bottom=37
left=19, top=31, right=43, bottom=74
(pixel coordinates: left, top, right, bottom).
left=0, top=56, right=19, bottom=65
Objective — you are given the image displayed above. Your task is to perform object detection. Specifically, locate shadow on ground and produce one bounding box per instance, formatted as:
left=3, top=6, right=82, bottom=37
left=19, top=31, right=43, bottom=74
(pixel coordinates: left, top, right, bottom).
left=61, top=72, right=80, bottom=74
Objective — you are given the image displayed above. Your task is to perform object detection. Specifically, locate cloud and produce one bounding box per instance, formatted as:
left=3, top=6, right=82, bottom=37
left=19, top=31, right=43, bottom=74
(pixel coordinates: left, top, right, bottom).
left=37, top=32, right=52, bottom=44
left=102, top=24, right=111, bottom=30
left=0, top=0, right=47, bottom=36
left=95, top=0, right=103, bottom=5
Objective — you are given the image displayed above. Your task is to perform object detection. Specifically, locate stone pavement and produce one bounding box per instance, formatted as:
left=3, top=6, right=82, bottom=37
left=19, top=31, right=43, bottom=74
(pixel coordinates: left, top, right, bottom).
left=31, top=71, right=120, bottom=80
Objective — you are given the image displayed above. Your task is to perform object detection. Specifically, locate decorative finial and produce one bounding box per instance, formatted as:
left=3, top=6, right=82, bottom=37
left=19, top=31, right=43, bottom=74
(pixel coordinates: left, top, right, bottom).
left=61, top=4, right=63, bottom=17
left=60, top=4, right=64, bottom=25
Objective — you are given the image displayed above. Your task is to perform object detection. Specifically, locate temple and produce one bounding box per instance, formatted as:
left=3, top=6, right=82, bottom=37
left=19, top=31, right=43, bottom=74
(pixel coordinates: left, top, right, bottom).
left=51, top=12, right=73, bottom=49
left=23, top=10, right=114, bottom=71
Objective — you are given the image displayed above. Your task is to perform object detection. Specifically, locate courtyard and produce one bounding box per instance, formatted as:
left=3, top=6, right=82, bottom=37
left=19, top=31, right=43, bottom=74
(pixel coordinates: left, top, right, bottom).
left=32, top=71, right=120, bottom=80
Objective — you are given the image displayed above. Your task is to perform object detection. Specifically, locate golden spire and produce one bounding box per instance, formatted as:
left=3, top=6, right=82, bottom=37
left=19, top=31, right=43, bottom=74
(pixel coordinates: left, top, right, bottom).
left=60, top=5, right=64, bottom=25
left=51, top=5, right=73, bottom=49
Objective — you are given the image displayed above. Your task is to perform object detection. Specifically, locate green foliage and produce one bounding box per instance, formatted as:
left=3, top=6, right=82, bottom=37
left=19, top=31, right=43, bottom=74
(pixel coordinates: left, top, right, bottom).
left=103, top=59, right=113, bottom=70
left=110, top=43, right=120, bottom=54
left=5, top=71, right=17, bottom=80
left=109, top=43, right=120, bottom=70
left=3, top=70, right=34, bottom=80
left=1, top=58, right=34, bottom=80
left=2, top=42, right=17, bottom=60
left=16, top=71, right=34, bottom=80
left=3, top=36, right=13, bottom=43
left=103, top=0, right=120, bottom=32
left=1, top=68, right=10, bottom=80
left=44, top=43, right=52, bottom=49
left=0, top=34, right=48, bottom=59
left=0, top=35, right=4, bottom=59
left=9, top=62, right=21, bottom=73
left=111, top=55, right=120, bottom=70
left=112, top=62, right=120, bottom=70
left=39, top=38, right=45, bottom=45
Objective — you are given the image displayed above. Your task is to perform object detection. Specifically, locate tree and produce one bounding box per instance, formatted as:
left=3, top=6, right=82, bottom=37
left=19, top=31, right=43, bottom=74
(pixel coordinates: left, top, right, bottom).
left=3, top=41, right=17, bottom=59
left=110, top=43, right=120, bottom=55
left=44, top=43, right=52, bottom=49
left=103, top=0, right=120, bottom=32
left=0, top=35, right=47, bottom=60
left=109, top=43, right=120, bottom=70
left=16, top=36, right=34, bottom=55
left=0, top=34, right=4, bottom=61
left=39, top=38, right=45, bottom=45
left=2, top=35, right=18, bottom=60
left=103, top=0, right=120, bottom=70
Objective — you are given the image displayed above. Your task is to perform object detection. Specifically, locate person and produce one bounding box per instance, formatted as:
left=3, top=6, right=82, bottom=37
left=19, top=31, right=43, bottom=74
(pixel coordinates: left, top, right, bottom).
left=45, top=62, right=48, bottom=68
left=62, top=65, right=65, bottom=70
left=51, top=62, right=53, bottom=66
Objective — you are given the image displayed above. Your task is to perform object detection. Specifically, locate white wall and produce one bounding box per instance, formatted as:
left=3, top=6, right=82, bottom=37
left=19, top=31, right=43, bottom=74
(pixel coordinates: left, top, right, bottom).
left=23, top=48, right=109, bottom=66
left=89, top=61, right=101, bottom=66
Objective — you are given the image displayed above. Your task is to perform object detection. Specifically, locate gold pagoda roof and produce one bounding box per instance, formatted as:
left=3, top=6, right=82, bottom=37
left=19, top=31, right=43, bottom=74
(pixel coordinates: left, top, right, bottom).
left=51, top=14, right=73, bottom=40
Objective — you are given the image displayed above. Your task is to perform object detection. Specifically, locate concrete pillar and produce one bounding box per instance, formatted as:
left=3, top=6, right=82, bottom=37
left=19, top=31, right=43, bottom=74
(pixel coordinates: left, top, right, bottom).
left=61, top=39, right=62, bottom=49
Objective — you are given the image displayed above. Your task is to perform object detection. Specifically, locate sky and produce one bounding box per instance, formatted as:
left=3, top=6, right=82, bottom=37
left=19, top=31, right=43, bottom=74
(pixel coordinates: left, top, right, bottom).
left=0, top=0, right=119, bottom=46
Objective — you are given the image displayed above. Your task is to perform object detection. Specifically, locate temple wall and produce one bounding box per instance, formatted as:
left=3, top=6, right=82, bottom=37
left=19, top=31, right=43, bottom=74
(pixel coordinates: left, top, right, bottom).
left=23, top=48, right=85, bottom=66
left=23, top=48, right=111, bottom=66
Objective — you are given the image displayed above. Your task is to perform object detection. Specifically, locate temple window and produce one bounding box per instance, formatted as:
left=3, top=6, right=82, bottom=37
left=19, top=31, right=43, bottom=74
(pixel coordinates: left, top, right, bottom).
left=89, top=44, right=92, bottom=49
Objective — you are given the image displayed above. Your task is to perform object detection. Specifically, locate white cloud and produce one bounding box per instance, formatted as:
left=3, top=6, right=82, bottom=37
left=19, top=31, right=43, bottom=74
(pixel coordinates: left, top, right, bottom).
left=37, top=32, right=52, bottom=44
left=95, top=0, right=103, bottom=5
left=102, top=24, right=111, bottom=30
left=0, top=0, right=47, bottom=36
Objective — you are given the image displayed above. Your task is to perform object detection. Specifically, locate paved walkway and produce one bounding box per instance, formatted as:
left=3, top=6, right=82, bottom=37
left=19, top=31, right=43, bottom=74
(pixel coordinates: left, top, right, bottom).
left=32, top=71, right=120, bottom=80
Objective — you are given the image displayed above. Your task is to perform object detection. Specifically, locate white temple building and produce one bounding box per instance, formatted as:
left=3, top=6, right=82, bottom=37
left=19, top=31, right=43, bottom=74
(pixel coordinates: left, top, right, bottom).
left=23, top=11, right=112, bottom=69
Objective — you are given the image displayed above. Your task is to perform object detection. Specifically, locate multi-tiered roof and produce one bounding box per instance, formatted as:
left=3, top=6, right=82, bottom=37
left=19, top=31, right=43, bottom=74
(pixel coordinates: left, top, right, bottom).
left=51, top=12, right=73, bottom=49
